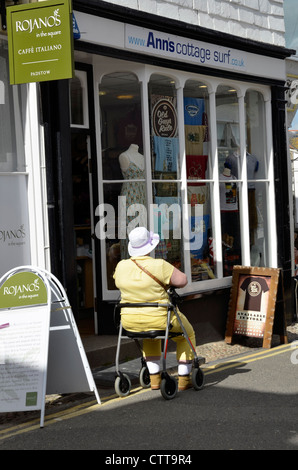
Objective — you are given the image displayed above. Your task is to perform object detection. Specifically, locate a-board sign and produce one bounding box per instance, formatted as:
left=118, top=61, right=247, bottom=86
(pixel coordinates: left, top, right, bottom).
left=0, top=266, right=100, bottom=428
left=225, top=266, right=288, bottom=349
left=0, top=269, right=51, bottom=426
left=7, top=0, right=74, bottom=85
left=45, top=269, right=100, bottom=403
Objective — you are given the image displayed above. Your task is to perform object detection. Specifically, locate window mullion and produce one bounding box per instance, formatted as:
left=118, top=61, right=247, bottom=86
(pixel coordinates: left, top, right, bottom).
left=209, top=88, right=223, bottom=279
left=238, top=92, right=250, bottom=265
left=177, top=84, right=191, bottom=280
left=140, top=76, right=153, bottom=231
left=265, top=93, right=277, bottom=267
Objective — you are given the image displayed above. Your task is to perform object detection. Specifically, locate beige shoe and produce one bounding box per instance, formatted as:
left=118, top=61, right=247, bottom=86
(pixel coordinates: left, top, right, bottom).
left=150, top=373, right=161, bottom=390
left=178, top=374, right=192, bottom=391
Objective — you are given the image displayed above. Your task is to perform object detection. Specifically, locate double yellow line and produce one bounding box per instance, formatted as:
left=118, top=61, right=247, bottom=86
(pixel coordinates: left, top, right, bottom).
left=0, top=387, right=145, bottom=441
left=1, top=342, right=297, bottom=441
left=202, top=341, right=298, bottom=375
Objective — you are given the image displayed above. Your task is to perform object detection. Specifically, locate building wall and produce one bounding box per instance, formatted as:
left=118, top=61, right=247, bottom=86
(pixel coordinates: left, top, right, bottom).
left=102, top=0, right=286, bottom=47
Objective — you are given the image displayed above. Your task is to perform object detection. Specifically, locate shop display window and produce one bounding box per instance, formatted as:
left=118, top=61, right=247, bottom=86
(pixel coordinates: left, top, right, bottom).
left=95, top=59, right=273, bottom=298
left=149, top=74, right=183, bottom=271
left=183, top=79, right=215, bottom=282
left=216, top=85, right=242, bottom=276
left=99, top=72, right=145, bottom=288
left=245, top=90, right=269, bottom=267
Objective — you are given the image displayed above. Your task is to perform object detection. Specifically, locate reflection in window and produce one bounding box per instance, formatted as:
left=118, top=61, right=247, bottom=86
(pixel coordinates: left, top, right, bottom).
left=70, top=71, right=89, bottom=127
left=72, top=134, right=91, bottom=225
left=183, top=80, right=215, bottom=282
left=216, top=85, right=241, bottom=276
left=70, top=76, right=84, bottom=125
left=99, top=72, right=145, bottom=288
left=249, top=182, right=268, bottom=267
left=152, top=181, right=182, bottom=268
left=97, top=65, right=273, bottom=294
left=149, top=74, right=182, bottom=269
left=245, top=90, right=268, bottom=266
left=216, top=85, right=239, bottom=174
left=245, top=89, right=266, bottom=179
left=149, top=74, right=179, bottom=180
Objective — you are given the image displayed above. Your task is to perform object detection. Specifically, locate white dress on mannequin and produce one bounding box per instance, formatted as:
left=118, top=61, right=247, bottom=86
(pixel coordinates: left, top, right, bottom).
left=119, top=144, right=147, bottom=258
left=119, top=144, right=145, bottom=173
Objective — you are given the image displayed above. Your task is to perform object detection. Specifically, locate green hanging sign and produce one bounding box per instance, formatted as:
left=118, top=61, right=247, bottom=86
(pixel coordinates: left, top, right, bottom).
left=7, top=0, right=74, bottom=85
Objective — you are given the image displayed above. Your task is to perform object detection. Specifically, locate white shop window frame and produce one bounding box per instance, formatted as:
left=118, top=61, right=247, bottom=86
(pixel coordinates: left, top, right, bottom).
left=70, top=69, right=89, bottom=129
left=93, top=57, right=277, bottom=301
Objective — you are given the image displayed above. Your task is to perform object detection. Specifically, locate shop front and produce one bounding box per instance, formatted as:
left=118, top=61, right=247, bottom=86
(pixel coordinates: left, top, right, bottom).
left=0, top=34, right=48, bottom=284
left=55, top=2, right=294, bottom=338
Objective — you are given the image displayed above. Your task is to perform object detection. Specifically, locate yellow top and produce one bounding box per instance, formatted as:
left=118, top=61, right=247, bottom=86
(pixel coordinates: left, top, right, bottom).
left=113, top=256, right=174, bottom=317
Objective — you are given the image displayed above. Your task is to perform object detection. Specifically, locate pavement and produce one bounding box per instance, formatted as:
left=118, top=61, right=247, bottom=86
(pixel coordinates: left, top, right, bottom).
left=1, top=322, right=297, bottom=428
left=82, top=320, right=298, bottom=369
left=47, top=320, right=298, bottom=405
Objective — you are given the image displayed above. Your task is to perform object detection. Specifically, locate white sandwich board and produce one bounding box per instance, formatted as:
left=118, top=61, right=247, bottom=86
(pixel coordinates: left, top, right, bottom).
left=0, top=266, right=100, bottom=428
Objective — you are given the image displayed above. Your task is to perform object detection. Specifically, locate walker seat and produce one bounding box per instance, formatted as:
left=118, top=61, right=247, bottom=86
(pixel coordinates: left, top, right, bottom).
left=123, top=329, right=167, bottom=339
left=114, top=289, right=205, bottom=400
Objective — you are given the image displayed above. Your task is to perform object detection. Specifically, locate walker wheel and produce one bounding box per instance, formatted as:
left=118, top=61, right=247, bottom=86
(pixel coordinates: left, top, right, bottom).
left=192, top=367, right=205, bottom=390
left=139, top=366, right=151, bottom=388
left=115, top=374, right=131, bottom=397
left=160, top=374, right=178, bottom=400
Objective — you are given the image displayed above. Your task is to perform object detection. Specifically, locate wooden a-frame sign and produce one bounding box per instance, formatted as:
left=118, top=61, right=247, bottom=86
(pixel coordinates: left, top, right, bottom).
left=225, top=266, right=288, bottom=349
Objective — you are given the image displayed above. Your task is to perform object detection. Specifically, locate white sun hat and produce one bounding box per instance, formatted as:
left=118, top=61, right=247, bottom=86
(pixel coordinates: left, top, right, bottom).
left=128, top=227, right=160, bottom=256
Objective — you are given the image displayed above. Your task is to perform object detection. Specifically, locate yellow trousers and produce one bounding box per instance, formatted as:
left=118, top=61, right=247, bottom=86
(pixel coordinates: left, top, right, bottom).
left=121, top=310, right=196, bottom=363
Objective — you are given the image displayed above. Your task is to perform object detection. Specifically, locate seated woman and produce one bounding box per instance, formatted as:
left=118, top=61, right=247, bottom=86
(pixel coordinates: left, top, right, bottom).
left=113, top=226, right=197, bottom=391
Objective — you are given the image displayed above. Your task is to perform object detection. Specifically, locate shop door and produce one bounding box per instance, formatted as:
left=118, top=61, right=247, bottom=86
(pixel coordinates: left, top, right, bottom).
left=70, top=66, right=98, bottom=335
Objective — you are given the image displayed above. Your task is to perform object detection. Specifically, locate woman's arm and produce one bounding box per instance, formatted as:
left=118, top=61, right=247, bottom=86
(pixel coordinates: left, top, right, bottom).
left=170, top=267, right=188, bottom=288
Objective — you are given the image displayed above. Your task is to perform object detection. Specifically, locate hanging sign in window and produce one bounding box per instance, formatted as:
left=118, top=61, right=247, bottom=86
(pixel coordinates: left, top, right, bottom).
left=152, top=98, right=178, bottom=138
left=7, top=0, right=74, bottom=85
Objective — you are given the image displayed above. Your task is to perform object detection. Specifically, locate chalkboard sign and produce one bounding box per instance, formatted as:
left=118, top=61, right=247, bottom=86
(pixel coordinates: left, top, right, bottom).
left=225, top=266, right=288, bottom=348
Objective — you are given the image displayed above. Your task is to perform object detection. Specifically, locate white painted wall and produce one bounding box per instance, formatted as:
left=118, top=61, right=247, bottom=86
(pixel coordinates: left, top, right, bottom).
left=103, top=0, right=286, bottom=47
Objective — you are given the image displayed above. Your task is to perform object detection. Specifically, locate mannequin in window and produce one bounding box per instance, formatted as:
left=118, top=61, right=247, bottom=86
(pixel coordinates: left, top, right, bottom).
left=225, top=149, right=259, bottom=181
left=225, top=150, right=240, bottom=178
left=119, top=144, right=147, bottom=259
left=119, top=143, right=145, bottom=174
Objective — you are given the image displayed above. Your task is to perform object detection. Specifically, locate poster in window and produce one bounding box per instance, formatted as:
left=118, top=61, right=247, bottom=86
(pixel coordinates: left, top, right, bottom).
left=151, top=95, right=178, bottom=138
left=151, top=94, right=179, bottom=177
left=225, top=266, right=286, bottom=348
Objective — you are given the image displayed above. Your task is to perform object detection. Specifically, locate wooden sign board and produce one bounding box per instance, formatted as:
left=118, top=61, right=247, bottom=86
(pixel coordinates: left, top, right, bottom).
left=225, top=266, right=288, bottom=349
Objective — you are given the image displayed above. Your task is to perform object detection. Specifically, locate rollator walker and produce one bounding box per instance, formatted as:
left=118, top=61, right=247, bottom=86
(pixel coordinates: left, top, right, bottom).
left=114, top=287, right=205, bottom=400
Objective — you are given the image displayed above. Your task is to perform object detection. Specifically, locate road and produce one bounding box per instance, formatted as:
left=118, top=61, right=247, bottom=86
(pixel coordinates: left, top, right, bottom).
left=1, top=342, right=298, bottom=453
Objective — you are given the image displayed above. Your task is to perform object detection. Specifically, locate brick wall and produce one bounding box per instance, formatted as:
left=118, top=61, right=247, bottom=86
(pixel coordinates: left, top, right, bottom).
left=104, top=0, right=286, bottom=47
